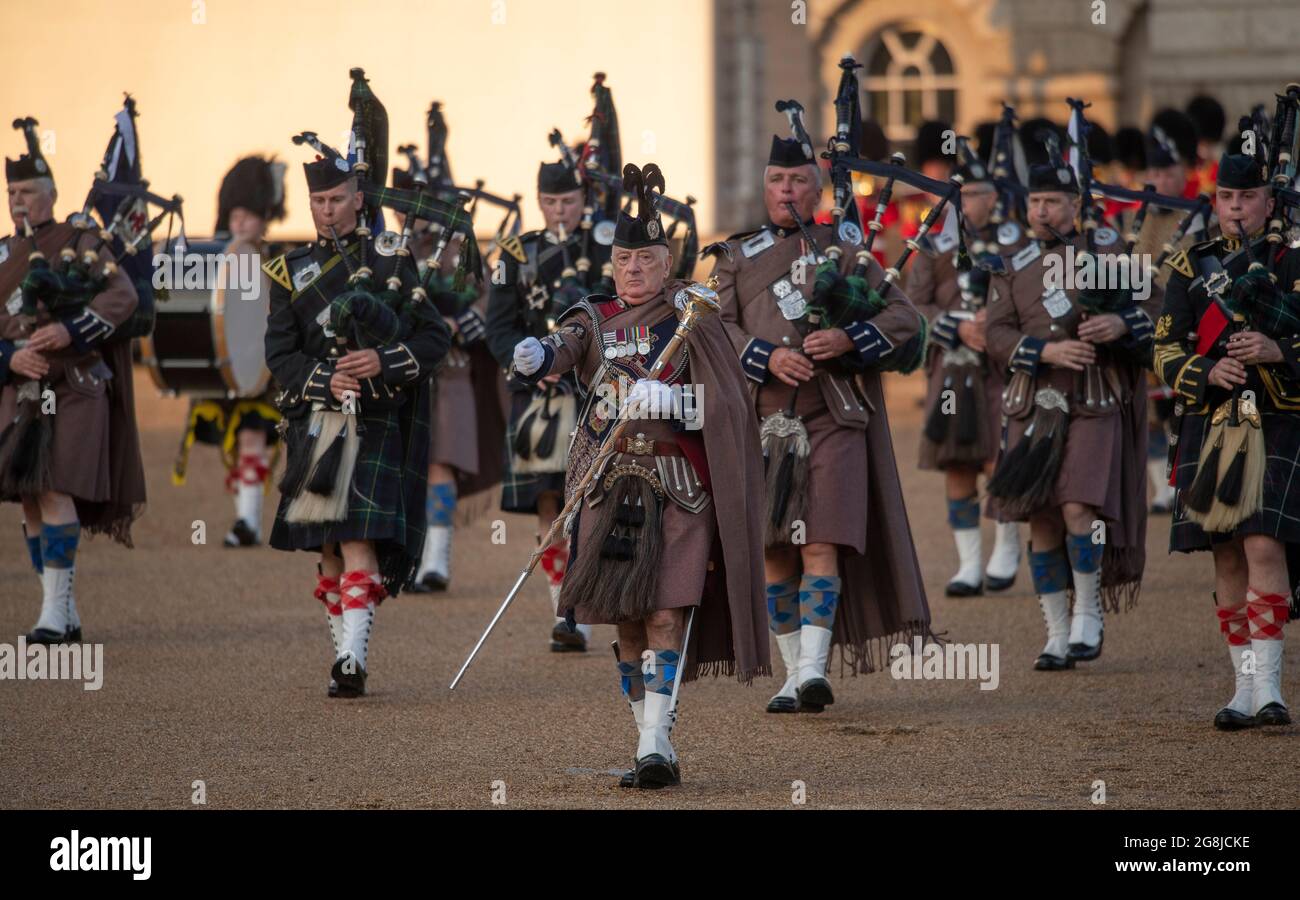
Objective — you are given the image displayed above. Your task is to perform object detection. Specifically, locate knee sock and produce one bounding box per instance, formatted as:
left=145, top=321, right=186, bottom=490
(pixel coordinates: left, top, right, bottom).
left=798, top=573, right=841, bottom=630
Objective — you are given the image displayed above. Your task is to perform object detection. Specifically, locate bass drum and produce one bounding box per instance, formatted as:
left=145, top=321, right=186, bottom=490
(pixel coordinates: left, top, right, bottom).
left=139, top=238, right=272, bottom=398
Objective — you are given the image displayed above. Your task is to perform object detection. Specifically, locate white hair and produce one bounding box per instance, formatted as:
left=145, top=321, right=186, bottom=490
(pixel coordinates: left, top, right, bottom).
left=764, top=164, right=823, bottom=188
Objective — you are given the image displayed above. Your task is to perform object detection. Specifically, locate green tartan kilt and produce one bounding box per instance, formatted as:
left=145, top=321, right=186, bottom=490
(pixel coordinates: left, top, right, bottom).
left=499, top=378, right=572, bottom=514
left=270, top=383, right=432, bottom=596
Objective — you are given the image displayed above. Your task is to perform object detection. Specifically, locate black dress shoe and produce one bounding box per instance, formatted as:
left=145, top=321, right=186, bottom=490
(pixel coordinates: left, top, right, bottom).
left=1254, top=703, right=1292, bottom=726
left=550, top=621, right=587, bottom=653
left=223, top=519, right=260, bottom=548
left=632, top=754, right=680, bottom=789
left=1213, top=707, right=1256, bottom=730
left=420, top=571, right=449, bottom=592
left=331, top=657, right=367, bottom=698
left=408, top=579, right=433, bottom=594
left=1067, top=630, right=1104, bottom=661
left=797, top=678, right=834, bottom=711
left=26, top=627, right=66, bottom=645
left=766, top=695, right=799, bottom=713
left=1034, top=653, right=1075, bottom=671
left=983, top=572, right=1016, bottom=592
left=945, top=579, right=983, bottom=598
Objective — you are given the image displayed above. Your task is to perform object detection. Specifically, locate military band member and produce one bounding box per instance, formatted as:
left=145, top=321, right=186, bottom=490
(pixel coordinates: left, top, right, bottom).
left=511, top=163, right=767, bottom=788
left=485, top=160, right=612, bottom=651
left=263, top=138, right=450, bottom=697
left=1186, top=95, right=1226, bottom=198
left=172, top=156, right=287, bottom=547
left=910, top=138, right=1028, bottom=596
left=0, top=120, right=146, bottom=643
left=392, top=168, right=504, bottom=593
left=986, top=149, right=1159, bottom=671
left=713, top=135, right=931, bottom=714
left=1154, top=140, right=1300, bottom=728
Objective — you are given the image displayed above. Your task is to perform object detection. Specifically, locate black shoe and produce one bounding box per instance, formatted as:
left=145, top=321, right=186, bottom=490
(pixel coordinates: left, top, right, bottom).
left=331, top=656, right=367, bottom=698
left=1254, top=703, right=1292, bottom=726
left=766, top=695, right=799, bottom=713
left=1034, top=652, right=1075, bottom=671
left=420, top=571, right=449, bottom=592
left=223, top=519, right=260, bottom=548
left=550, top=621, right=588, bottom=652
left=1067, top=630, right=1104, bottom=661
left=408, top=579, right=434, bottom=594
left=945, top=579, right=983, bottom=598
left=984, top=572, right=1016, bottom=592
left=65, top=626, right=82, bottom=642
left=797, top=678, right=834, bottom=711
left=632, top=754, right=680, bottom=789
left=1213, top=707, right=1256, bottom=730
left=26, top=627, right=67, bottom=645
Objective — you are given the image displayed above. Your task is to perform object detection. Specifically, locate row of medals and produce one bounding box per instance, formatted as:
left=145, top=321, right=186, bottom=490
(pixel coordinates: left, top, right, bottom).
left=603, top=327, right=653, bottom=360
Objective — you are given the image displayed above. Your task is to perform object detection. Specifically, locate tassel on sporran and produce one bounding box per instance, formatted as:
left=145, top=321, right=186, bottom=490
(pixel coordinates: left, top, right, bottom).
left=1184, top=395, right=1264, bottom=532
left=761, top=400, right=811, bottom=547
left=924, top=346, right=987, bottom=468
left=285, top=408, right=361, bottom=524
left=987, top=387, right=1070, bottom=520
left=562, top=462, right=663, bottom=623
left=513, top=387, right=576, bottom=474
left=0, top=380, right=53, bottom=497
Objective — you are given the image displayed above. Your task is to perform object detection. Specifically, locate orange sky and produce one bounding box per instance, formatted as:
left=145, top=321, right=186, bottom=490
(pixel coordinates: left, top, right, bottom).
left=0, top=0, right=715, bottom=239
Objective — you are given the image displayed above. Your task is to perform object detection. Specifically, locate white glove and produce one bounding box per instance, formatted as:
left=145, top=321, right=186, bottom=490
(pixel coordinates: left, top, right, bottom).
left=621, top=379, right=675, bottom=419
left=513, top=337, right=545, bottom=376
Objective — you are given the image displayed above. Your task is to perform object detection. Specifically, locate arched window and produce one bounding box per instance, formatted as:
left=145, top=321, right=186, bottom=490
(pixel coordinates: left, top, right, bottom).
left=862, top=25, right=957, bottom=142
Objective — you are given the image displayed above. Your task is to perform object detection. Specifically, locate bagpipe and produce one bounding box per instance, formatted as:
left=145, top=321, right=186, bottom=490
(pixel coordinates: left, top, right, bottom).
left=14, top=101, right=184, bottom=340
left=548, top=72, right=699, bottom=284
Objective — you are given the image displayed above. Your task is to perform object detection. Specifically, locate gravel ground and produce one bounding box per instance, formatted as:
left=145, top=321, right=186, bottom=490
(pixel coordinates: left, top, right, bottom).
left=1, top=369, right=1295, bottom=809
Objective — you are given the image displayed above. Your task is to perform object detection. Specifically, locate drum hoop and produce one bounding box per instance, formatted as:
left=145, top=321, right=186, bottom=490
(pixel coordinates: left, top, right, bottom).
left=212, top=255, right=271, bottom=399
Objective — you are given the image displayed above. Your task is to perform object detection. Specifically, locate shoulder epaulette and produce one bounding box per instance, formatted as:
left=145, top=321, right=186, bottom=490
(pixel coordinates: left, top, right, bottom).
left=1163, top=249, right=1194, bottom=279
left=494, top=233, right=526, bottom=264
left=261, top=253, right=291, bottom=291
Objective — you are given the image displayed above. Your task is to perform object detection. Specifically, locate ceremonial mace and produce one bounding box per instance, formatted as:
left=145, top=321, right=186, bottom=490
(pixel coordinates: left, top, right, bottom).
left=450, top=278, right=723, bottom=689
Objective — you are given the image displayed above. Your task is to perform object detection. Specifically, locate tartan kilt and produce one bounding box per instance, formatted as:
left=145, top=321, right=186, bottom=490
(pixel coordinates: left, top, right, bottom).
left=499, top=375, right=575, bottom=514
left=1169, top=409, right=1300, bottom=552
left=269, top=382, right=432, bottom=596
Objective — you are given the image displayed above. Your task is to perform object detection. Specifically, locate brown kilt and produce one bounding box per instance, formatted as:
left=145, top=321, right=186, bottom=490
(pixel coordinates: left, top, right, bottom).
left=1002, top=406, right=1123, bottom=519
left=917, top=355, right=1004, bottom=471
left=757, top=379, right=867, bottom=554
left=430, top=347, right=478, bottom=475
left=0, top=356, right=113, bottom=503
left=567, top=455, right=717, bottom=625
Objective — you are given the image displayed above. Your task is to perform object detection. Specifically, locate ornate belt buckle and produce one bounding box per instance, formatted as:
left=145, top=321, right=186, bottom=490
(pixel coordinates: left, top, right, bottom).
left=626, top=432, right=655, bottom=455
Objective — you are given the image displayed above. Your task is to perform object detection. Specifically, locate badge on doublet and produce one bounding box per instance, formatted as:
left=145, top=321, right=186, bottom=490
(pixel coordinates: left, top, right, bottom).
left=997, top=222, right=1021, bottom=246
left=374, top=231, right=402, bottom=257
left=292, top=260, right=322, bottom=292
left=593, top=220, right=616, bottom=246
left=1011, top=242, right=1041, bottom=272
left=932, top=230, right=958, bottom=254
left=838, top=220, right=863, bottom=246
left=1041, top=287, right=1071, bottom=319
left=1094, top=226, right=1119, bottom=248
left=741, top=229, right=775, bottom=259
left=771, top=278, right=807, bottom=320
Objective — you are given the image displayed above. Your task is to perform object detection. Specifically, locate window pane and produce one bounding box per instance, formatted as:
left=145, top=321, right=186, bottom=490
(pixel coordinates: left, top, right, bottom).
left=867, top=40, right=891, bottom=75
left=903, top=64, right=921, bottom=78
left=870, top=90, right=890, bottom=124
left=938, top=90, right=956, bottom=124
left=931, top=41, right=953, bottom=75
left=905, top=90, right=923, bottom=127
left=899, top=30, right=921, bottom=50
